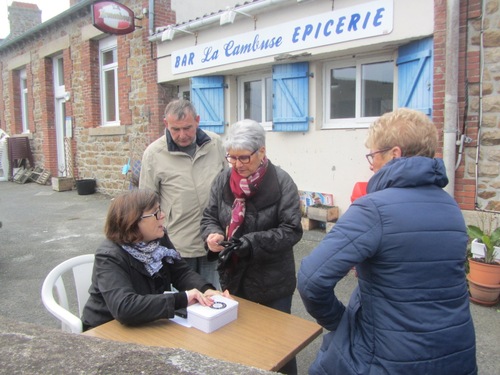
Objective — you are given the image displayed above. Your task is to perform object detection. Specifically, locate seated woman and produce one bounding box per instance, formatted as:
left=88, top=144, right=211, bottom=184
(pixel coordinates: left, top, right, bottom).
left=82, top=189, right=228, bottom=331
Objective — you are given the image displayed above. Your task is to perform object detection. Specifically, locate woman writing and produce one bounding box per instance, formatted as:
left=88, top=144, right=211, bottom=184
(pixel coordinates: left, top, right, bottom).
left=82, top=189, right=227, bottom=331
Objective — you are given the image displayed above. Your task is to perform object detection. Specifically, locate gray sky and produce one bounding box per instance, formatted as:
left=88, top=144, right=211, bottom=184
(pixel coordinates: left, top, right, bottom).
left=0, top=0, right=69, bottom=39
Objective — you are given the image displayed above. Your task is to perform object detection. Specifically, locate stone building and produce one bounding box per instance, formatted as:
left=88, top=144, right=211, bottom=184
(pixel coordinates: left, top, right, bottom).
left=0, top=0, right=172, bottom=195
left=0, top=0, right=498, bottom=220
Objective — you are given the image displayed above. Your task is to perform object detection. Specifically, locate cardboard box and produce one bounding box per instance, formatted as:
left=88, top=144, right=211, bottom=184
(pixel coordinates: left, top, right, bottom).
left=325, top=221, right=336, bottom=233
left=187, top=295, right=238, bottom=333
left=301, top=217, right=319, bottom=231
left=307, top=205, right=339, bottom=222
left=298, top=190, right=334, bottom=216
left=51, top=177, right=74, bottom=191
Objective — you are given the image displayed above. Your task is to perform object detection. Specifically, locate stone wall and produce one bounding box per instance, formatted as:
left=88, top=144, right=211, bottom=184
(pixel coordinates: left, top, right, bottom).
left=465, top=0, right=500, bottom=213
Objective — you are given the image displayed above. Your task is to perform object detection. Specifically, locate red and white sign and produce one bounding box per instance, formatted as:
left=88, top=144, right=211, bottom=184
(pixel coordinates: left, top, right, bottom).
left=92, top=1, right=135, bottom=35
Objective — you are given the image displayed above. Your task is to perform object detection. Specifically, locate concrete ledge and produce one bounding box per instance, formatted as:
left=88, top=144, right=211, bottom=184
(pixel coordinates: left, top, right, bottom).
left=0, top=315, right=273, bottom=375
left=89, top=126, right=127, bottom=136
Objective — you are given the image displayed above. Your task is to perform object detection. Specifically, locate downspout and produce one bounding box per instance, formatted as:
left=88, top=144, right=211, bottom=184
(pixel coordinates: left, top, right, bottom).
left=443, top=0, right=460, bottom=196
left=149, top=0, right=155, bottom=36
left=474, top=0, right=485, bottom=209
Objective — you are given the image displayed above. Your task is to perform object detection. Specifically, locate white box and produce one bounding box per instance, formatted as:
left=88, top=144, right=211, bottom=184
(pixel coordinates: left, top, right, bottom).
left=187, top=295, right=238, bottom=333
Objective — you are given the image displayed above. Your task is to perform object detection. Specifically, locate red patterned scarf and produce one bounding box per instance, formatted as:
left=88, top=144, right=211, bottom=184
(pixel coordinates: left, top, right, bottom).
left=227, top=157, right=268, bottom=239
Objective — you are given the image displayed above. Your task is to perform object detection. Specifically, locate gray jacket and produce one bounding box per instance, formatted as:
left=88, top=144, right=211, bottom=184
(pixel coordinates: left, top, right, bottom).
left=139, top=128, right=226, bottom=258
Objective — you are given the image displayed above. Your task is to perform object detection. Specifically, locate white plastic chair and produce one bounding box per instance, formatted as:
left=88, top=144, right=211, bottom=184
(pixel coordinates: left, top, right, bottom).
left=41, top=254, right=95, bottom=333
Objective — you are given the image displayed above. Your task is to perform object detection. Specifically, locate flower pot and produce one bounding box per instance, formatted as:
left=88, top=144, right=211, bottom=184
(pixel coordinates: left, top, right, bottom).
left=75, top=179, right=96, bottom=195
left=468, top=258, right=500, bottom=286
left=467, top=275, right=500, bottom=306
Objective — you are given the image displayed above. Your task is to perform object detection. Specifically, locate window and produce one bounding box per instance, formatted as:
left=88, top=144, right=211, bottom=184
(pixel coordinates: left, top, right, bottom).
left=190, top=76, right=225, bottom=134
left=99, top=36, right=119, bottom=126
left=238, top=73, right=273, bottom=130
left=324, top=56, right=394, bottom=129
left=20, top=69, right=29, bottom=133
left=178, top=85, right=190, bottom=101
left=55, top=56, right=64, bottom=87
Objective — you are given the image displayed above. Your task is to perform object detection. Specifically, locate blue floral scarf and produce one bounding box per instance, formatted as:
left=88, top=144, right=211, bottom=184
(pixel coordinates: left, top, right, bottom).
left=121, top=240, right=181, bottom=276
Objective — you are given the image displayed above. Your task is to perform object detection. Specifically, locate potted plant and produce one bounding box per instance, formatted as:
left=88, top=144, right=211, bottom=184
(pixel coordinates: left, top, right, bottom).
left=466, top=213, right=500, bottom=306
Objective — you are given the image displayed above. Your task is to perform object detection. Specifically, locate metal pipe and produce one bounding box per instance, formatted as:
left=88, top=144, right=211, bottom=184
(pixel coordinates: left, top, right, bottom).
left=474, top=0, right=486, bottom=209
left=149, top=0, right=155, bottom=36
left=442, top=0, right=460, bottom=196
left=455, top=134, right=464, bottom=170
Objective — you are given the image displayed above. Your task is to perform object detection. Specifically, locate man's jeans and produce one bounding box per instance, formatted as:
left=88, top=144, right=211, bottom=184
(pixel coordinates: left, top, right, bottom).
left=184, top=256, right=221, bottom=291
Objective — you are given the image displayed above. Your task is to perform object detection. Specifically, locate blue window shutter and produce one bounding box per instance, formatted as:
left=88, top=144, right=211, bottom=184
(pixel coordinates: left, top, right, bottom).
left=397, top=37, right=433, bottom=116
left=190, top=76, right=225, bottom=134
left=273, top=62, right=310, bottom=132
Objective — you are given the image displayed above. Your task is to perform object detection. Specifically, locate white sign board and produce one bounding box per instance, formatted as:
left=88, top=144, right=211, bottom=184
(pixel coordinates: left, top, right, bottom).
left=171, top=0, right=393, bottom=74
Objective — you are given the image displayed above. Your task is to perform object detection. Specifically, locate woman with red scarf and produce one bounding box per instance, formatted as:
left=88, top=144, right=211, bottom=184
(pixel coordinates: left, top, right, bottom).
left=200, top=119, right=303, bottom=374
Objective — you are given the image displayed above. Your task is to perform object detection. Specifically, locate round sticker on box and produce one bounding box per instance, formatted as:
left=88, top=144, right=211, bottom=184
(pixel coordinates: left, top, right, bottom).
left=211, top=301, right=227, bottom=309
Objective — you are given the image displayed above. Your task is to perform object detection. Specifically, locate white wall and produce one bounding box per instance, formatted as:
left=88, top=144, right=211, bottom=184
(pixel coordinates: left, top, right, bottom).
left=159, top=0, right=435, bottom=214
left=172, top=0, right=241, bottom=24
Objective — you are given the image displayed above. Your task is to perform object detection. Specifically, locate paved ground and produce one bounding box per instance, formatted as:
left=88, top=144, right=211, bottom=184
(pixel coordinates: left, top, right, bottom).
left=1, top=181, right=499, bottom=374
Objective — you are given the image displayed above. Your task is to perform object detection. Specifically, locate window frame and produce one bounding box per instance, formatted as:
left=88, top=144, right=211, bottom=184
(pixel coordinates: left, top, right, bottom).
left=99, top=36, right=119, bottom=126
left=237, top=72, right=273, bottom=131
left=323, top=54, right=396, bottom=129
left=178, top=84, right=190, bottom=101
left=20, top=68, right=29, bottom=133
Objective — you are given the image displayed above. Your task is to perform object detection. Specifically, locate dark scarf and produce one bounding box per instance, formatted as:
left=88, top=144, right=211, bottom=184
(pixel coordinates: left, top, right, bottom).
left=227, top=157, right=269, bottom=239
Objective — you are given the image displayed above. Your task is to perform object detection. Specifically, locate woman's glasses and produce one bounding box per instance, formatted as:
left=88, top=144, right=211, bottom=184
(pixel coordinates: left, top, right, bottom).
left=225, top=149, right=258, bottom=164
left=365, top=148, right=391, bottom=165
left=141, top=206, right=162, bottom=220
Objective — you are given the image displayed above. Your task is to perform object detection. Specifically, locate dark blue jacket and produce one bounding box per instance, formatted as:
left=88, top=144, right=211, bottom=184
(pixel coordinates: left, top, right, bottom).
left=298, top=157, right=477, bottom=375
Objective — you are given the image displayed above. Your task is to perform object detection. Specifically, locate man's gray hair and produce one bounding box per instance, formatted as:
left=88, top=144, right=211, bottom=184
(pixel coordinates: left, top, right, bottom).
left=224, top=119, right=266, bottom=152
left=164, top=99, right=197, bottom=120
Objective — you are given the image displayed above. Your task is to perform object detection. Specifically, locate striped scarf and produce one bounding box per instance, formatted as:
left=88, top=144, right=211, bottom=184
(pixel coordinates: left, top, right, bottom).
left=227, top=157, right=268, bottom=239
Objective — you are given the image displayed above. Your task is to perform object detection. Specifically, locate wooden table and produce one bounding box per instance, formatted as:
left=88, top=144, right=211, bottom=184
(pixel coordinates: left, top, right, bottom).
left=83, top=297, right=322, bottom=371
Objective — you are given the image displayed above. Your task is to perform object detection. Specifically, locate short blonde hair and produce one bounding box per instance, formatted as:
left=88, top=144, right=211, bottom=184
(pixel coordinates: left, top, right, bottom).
left=365, top=108, right=438, bottom=158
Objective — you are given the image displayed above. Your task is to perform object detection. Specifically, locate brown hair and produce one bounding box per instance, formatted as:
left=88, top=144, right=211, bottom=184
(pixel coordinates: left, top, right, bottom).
left=104, top=189, right=159, bottom=244
left=365, top=108, right=438, bottom=158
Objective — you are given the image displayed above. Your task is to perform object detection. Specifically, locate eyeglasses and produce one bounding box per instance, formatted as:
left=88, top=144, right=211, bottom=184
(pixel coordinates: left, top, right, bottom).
left=225, top=149, right=258, bottom=164
left=141, top=206, right=162, bottom=220
left=365, top=148, right=391, bottom=165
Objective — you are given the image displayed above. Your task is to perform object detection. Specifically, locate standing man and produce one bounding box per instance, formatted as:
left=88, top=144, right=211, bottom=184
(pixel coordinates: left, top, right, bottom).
left=139, top=99, right=226, bottom=289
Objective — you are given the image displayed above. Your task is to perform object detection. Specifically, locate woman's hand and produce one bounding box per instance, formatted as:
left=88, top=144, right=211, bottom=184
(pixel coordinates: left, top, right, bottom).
left=186, top=289, right=233, bottom=307
left=206, top=233, right=226, bottom=252
left=204, top=289, right=233, bottom=300
left=186, top=289, right=214, bottom=307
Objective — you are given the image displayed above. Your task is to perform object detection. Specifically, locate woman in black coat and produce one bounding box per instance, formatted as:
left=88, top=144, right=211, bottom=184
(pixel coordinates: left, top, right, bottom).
left=200, top=120, right=303, bottom=374
left=201, top=120, right=302, bottom=309
left=82, top=189, right=227, bottom=331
